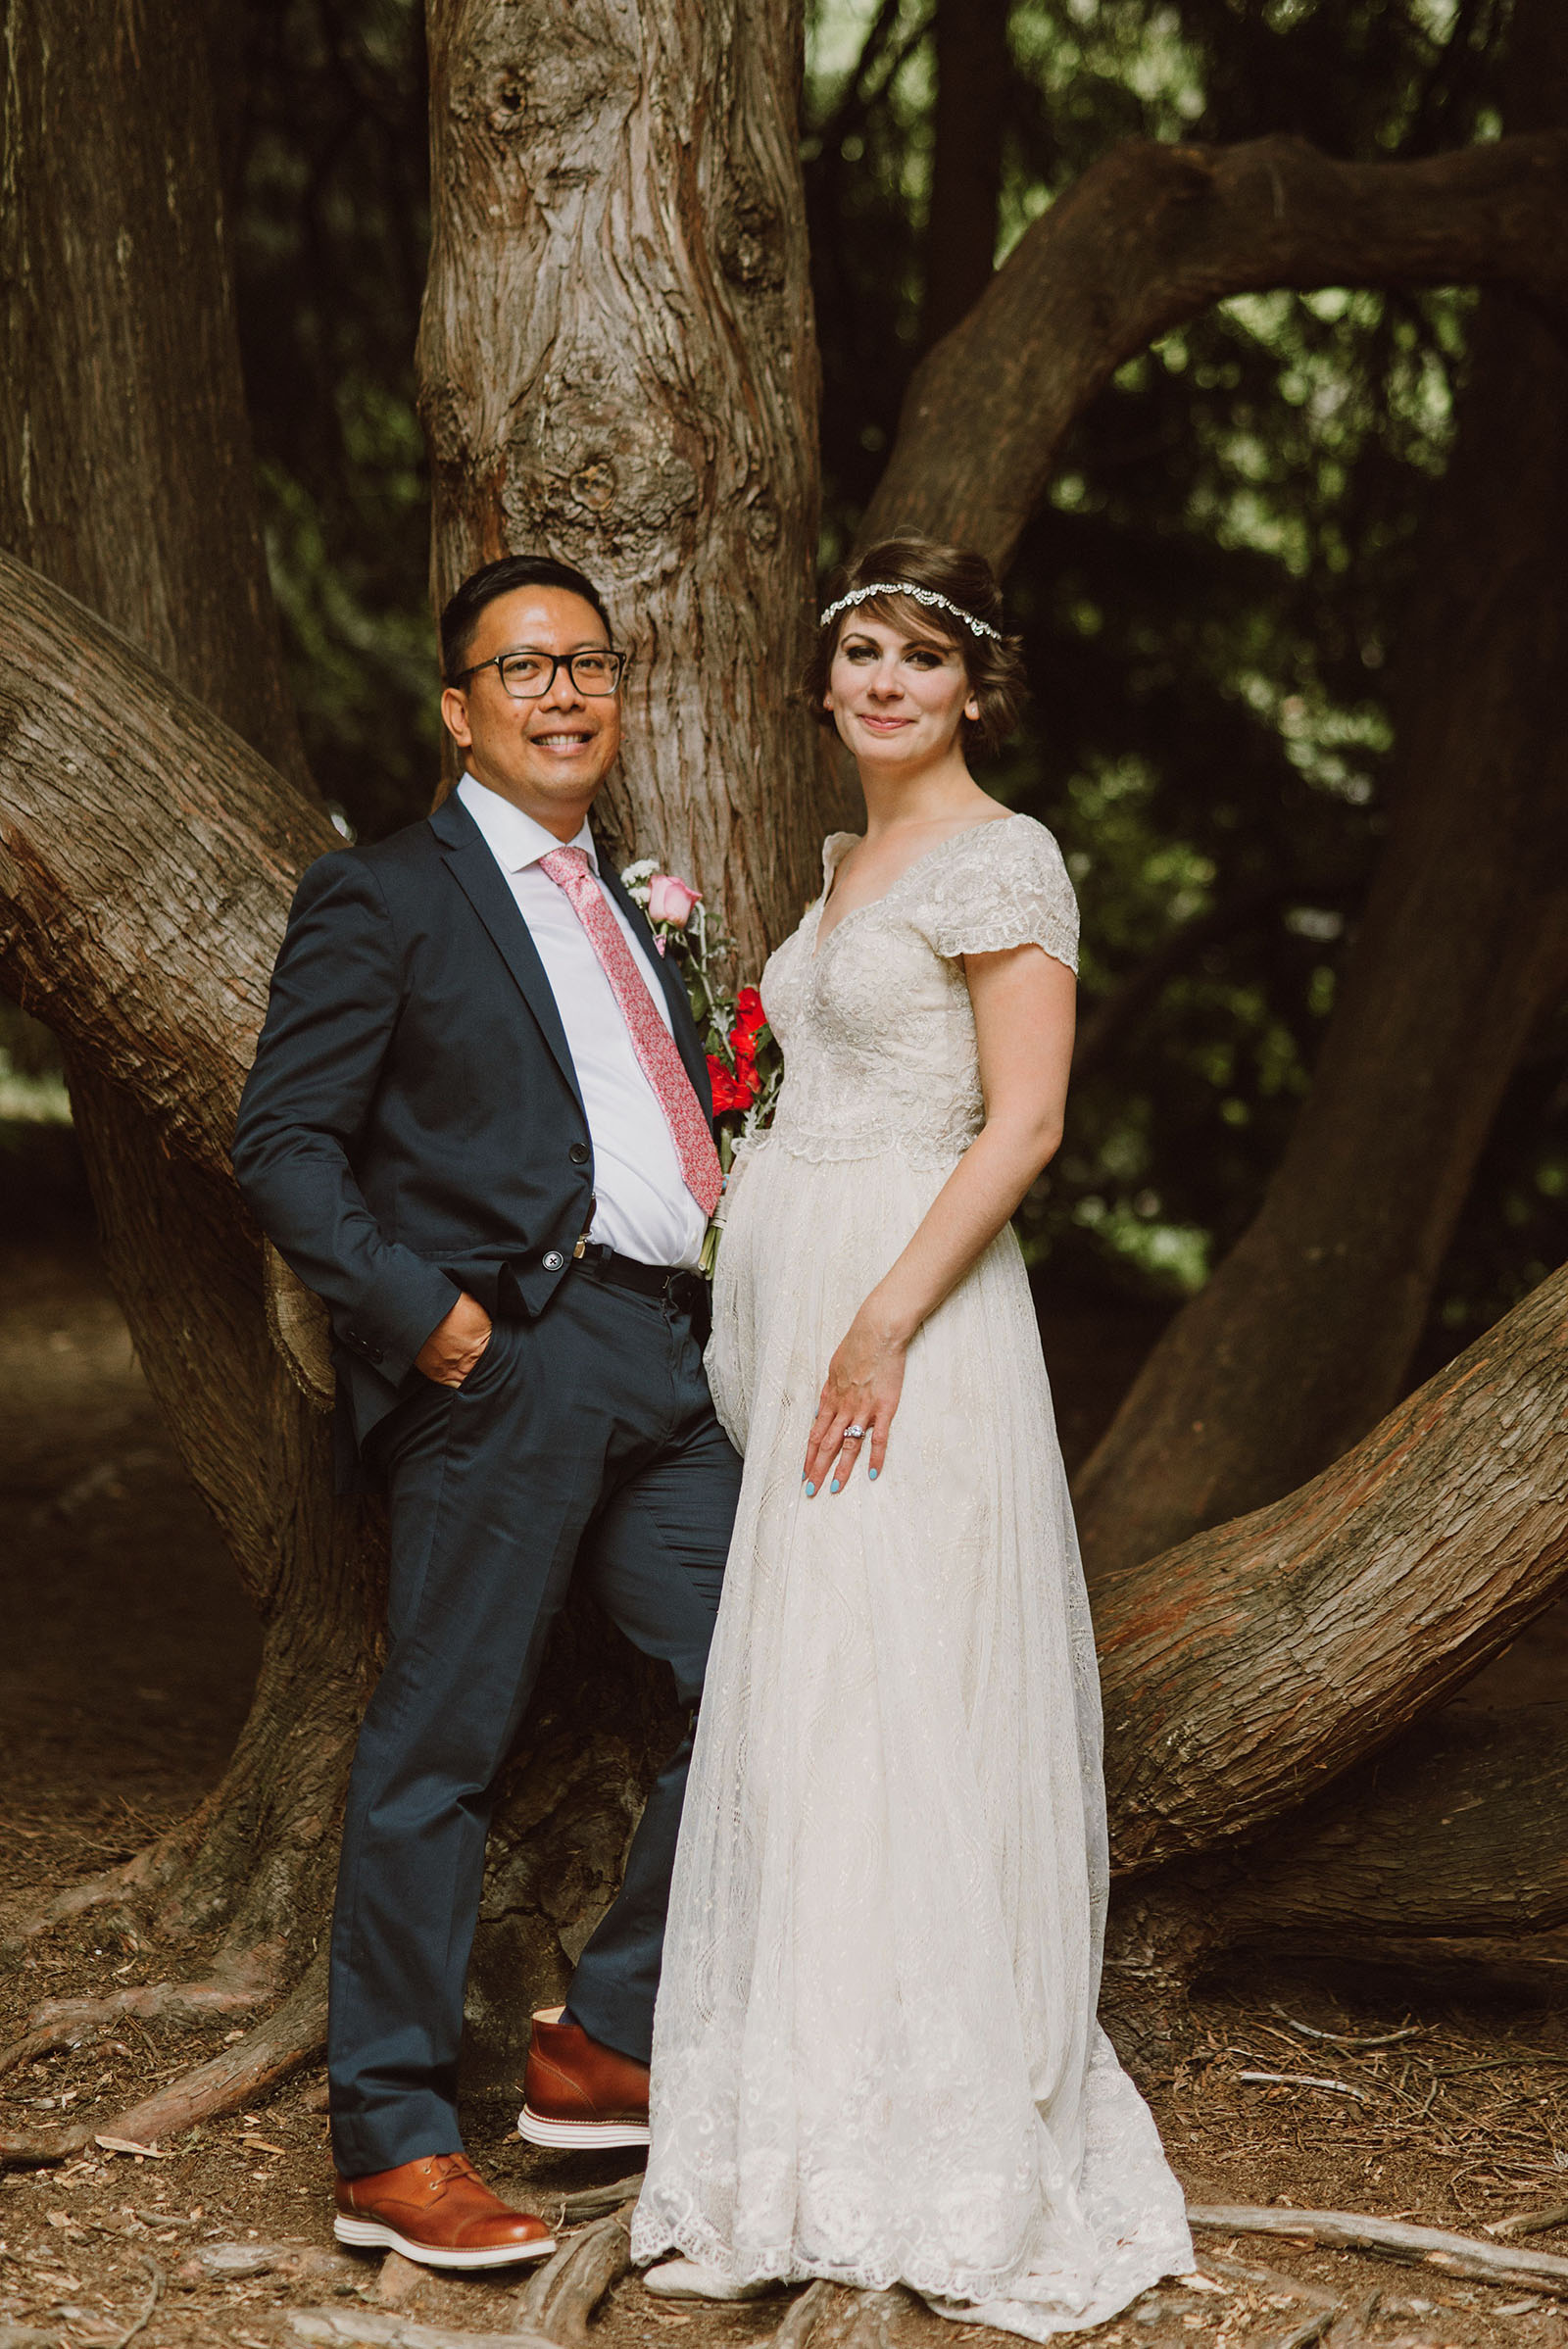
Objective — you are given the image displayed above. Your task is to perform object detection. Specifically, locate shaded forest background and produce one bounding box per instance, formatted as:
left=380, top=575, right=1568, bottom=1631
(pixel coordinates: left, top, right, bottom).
left=3, top=0, right=1562, bottom=1370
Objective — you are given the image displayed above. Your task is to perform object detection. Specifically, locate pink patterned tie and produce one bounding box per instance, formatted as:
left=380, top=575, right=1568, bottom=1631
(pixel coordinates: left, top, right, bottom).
left=539, top=847, right=722, bottom=1217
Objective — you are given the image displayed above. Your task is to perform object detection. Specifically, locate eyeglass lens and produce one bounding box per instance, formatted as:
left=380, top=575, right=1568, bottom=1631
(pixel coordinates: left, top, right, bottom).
left=498, top=651, right=623, bottom=699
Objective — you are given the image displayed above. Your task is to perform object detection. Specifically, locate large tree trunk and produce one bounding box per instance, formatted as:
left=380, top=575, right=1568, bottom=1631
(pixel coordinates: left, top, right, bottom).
left=415, top=0, right=825, bottom=2056
left=416, top=0, right=822, bottom=970
left=0, top=0, right=368, bottom=2138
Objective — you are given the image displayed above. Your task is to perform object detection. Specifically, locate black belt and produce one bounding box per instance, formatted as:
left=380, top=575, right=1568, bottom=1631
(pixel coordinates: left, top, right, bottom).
left=573, top=1242, right=707, bottom=1310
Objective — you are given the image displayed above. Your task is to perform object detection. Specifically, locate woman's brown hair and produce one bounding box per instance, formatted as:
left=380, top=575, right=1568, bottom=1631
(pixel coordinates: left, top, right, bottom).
left=804, top=535, right=1028, bottom=756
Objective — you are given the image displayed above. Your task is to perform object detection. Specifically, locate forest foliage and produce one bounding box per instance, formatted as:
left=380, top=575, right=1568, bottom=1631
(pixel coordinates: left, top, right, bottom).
left=11, top=0, right=1556, bottom=1380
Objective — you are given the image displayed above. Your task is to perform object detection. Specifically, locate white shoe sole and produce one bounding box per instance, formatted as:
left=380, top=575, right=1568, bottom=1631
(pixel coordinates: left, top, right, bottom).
left=333, top=2213, right=556, bottom=2269
left=644, top=2257, right=772, bottom=2301
left=517, top=2105, right=651, bottom=2150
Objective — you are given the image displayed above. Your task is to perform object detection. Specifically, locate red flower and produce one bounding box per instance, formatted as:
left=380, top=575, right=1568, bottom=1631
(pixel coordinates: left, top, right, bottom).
left=707, top=1052, right=759, bottom=1115
left=731, top=986, right=768, bottom=1046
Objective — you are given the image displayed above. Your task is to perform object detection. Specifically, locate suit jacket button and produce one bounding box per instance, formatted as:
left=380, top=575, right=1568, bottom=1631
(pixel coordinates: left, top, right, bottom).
left=568, top=1142, right=590, bottom=1165
left=542, top=1249, right=565, bottom=1271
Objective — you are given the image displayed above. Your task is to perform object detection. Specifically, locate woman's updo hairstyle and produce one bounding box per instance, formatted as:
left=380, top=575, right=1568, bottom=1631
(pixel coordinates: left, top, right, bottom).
left=804, top=534, right=1028, bottom=756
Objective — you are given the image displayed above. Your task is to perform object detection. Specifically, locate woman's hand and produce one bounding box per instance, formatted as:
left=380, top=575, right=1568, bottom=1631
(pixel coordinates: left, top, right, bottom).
left=804, top=1308, right=908, bottom=1493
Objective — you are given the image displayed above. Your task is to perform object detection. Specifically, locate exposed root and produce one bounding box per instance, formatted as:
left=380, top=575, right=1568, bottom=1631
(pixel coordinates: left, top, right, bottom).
left=289, top=2313, right=561, bottom=2349
left=1188, top=2204, right=1568, bottom=2295
left=774, top=2278, right=843, bottom=2349
left=520, top=2202, right=635, bottom=2344
left=0, top=2115, right=95, bottom=2164
left=0, top=1810, right=205, bottom=1954
left=0, top=1968, right=275, bottom=2080
left=0, top=1947, right=327, bottom=2170
left=554, top=2173, right=645, bottom=2224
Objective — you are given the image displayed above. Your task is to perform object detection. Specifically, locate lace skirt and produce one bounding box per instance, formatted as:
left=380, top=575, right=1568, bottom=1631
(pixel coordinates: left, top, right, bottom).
left=631, top=1135, right=1193, bottom=2335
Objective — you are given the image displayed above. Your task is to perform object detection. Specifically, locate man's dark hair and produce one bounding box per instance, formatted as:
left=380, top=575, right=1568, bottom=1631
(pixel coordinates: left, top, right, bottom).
left=439, top=554, right=615, bottom=683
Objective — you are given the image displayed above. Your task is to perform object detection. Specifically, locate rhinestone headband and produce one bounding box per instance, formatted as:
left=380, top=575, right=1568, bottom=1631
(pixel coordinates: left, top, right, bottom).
left=818, top=580, right=1001, bottom=641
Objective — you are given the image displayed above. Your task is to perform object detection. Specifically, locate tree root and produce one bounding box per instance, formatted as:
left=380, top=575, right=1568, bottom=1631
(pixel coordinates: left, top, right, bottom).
left=0, top=1948, right=326, bottom=2169
left=1188, top=2205, right=1568, bottom=2295
left=0, top=1967, right=277, bottom=2080
left=290, top=2317, right=561, bottom=2349
left=774, top=2279, right=843, bottom=2349
left=519, top=2202, right=635, bottom=2344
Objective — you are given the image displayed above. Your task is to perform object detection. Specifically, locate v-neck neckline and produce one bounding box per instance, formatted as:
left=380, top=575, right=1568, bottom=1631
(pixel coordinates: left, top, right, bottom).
left=810, top=815, right=1018, bottom=961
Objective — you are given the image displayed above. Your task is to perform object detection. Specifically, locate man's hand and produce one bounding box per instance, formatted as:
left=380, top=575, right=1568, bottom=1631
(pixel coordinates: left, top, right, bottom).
left=416, top=1292, right=494, bottom=1388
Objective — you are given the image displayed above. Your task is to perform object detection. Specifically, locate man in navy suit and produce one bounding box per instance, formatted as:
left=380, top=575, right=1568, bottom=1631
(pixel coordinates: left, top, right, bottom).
left=233, top=555, right=741, bottom=2271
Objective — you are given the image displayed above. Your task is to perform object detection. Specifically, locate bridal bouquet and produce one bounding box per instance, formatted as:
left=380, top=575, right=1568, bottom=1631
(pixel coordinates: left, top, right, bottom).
left=620, top=859, right=781, bottom=1271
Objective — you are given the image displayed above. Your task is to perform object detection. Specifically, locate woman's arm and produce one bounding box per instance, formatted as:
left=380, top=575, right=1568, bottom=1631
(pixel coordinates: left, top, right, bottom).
left=803, top=942, right=1076, bottom=1493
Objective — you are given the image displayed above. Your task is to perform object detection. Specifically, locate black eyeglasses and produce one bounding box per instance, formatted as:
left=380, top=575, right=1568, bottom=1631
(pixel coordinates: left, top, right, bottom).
left=452, top=648, right=629, bottom=700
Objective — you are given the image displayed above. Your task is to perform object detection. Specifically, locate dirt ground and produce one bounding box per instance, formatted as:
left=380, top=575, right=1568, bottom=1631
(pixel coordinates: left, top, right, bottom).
left=4, top=1130, right=1568, bottom=2349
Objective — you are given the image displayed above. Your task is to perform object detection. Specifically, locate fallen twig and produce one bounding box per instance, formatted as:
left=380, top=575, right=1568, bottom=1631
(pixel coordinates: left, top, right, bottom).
left=1259, top=2312, right=1335, bottom=2349
left=1197, top=2249, right=1343, bottom=2309
left=1188, top=2204, right=1568, bottom=2295
left=1237, top=2072, right=1376, bottom=2105
left=1268, top=2006, right=1421, bottom=2050
left=1487, top=2200, right=1568, bottom=2239
left=106, top=2254, right=164, bottom=2349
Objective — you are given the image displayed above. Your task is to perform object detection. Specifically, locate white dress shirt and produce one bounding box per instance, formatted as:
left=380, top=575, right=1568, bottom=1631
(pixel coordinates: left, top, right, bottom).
left=457, top=775, right=708, bottom=1269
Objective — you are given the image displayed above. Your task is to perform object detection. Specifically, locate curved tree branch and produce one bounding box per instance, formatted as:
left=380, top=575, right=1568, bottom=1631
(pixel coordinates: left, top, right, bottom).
left=864, top=128, right=1568, bottom=563
left=0, top=550, right=331, bottom=1173
left=1098, top=1256, right=1568, bottom=1874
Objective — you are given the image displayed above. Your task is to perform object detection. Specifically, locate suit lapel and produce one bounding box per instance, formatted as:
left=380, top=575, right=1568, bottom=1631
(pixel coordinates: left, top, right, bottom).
left=430, top=796, right=586, bottom=1116
left=599, top=855, right=714, bottom=1114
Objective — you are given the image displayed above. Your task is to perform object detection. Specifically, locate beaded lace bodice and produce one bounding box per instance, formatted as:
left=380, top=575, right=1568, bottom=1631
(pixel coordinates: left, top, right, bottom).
left=760, top=815, right=1079, bottom=1170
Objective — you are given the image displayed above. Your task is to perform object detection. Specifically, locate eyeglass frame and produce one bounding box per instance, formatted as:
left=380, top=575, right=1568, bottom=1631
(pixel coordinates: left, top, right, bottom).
left=448, top=646, right=631, bottom=700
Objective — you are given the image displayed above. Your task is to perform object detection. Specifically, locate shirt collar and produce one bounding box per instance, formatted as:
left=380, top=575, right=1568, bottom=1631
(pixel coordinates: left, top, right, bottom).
left=457, top=773, right=598, bottom=874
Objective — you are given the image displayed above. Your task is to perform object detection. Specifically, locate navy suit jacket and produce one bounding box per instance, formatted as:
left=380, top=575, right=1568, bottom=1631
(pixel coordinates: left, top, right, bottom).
left=231, top=791, right=714, bottom=1460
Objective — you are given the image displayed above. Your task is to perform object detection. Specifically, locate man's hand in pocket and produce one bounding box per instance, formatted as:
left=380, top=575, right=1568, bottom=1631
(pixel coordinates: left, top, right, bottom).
left=416, top=1293, right=494, bottom=1388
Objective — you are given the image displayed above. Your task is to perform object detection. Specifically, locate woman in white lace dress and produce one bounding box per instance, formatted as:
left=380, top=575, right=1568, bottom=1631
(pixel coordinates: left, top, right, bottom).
left=632, top=538, right=1192, bottom=2336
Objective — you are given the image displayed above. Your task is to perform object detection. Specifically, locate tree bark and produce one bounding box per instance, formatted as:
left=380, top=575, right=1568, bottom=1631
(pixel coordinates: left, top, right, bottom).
left=1095, top=1255, right=1568, bottom=1877
left=921, top=0, right=1009, bottom=349
left=0, top=0, right=367, bottom=2138
left=863, top=127, right=1568, bottom=563
left=1102, top=1699, right=1568, bottom=2063
left=416, top=0, right=823, bottom=968
left=0, top=0, right=308, bottom=792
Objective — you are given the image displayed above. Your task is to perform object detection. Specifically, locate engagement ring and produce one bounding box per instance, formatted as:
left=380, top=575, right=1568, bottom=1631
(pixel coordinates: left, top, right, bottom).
left=847, top=1425, right=865, bottom=1440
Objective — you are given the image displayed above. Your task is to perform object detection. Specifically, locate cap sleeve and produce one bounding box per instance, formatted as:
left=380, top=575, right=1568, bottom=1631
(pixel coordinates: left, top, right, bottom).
left=911, top=816, right=1079, bottom=974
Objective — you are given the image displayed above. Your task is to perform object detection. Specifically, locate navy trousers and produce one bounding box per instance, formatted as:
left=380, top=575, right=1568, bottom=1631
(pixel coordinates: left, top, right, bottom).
left=326, top=1268, right=741, bottom=2178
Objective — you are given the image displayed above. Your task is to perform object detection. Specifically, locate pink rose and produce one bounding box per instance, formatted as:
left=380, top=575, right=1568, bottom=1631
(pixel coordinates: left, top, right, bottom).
left=648, top=872, right=702, bottom=928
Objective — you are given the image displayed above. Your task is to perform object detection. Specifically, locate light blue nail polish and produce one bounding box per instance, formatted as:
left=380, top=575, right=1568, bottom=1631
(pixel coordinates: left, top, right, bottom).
left=831, top=1478, right=842, bottom=1493
left=804, top=1481, right=815, bottom=1497
left=868, top=1467, right=878, bottom=1481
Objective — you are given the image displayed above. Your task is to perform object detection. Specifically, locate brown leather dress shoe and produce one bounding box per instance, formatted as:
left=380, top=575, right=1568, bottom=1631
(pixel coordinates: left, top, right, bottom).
left=518, top=2004, right=651, bottom=2149
left=333, top=2150, right=555, bottom=2269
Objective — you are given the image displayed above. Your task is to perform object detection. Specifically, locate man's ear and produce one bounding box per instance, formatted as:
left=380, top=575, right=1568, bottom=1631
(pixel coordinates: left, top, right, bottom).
left=440, top=686, right=472, bottom=747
